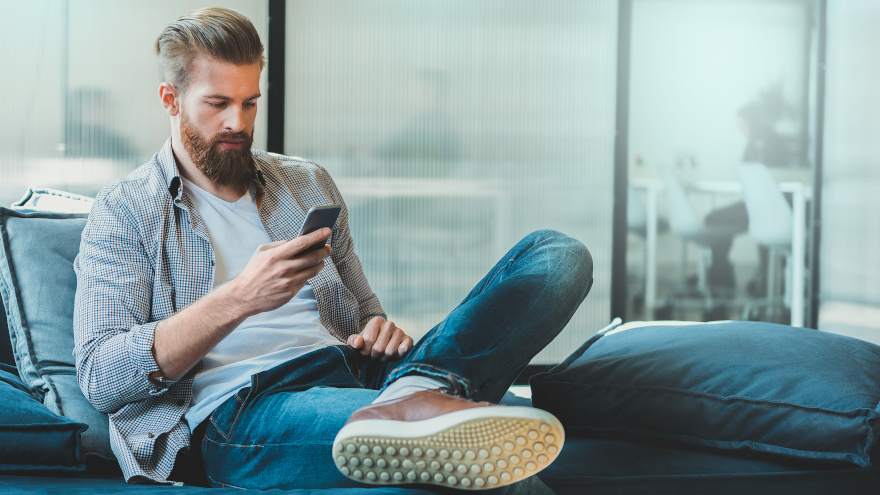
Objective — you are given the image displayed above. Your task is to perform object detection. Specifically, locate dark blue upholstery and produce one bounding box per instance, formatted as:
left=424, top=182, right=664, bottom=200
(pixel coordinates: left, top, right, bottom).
left=0, top=363, right=87, bottom=472
left=1, top=435, right=879, bottom=494
left=0, top=208, right=113, bottom=462
left=531, top=321, right=880, bottom=467
left=542, top=435, right=880, bottom=495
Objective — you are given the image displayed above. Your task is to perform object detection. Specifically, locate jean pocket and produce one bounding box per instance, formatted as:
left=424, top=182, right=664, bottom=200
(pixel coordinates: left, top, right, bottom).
left=209, top=375, right=259, bottom=441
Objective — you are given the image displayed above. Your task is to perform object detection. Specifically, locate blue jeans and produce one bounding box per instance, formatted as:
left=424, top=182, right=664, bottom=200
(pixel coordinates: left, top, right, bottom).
left=196, top=230, right=593, bottom=492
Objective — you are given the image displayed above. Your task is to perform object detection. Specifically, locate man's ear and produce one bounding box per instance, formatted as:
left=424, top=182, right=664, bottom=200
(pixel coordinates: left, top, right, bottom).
left=159, top=82, right=180, bottom=117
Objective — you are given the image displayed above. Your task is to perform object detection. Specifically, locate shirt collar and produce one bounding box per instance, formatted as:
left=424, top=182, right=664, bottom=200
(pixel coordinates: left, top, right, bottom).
left=158, top=137, right=266, bottom=202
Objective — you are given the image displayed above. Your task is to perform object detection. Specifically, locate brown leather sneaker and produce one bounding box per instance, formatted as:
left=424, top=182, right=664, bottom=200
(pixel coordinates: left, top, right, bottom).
left=332, top=389, right=564, bottom=490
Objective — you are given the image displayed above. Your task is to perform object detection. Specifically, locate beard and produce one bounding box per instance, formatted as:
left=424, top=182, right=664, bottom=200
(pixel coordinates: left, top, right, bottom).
left=180, top=110, right=256, bottom=189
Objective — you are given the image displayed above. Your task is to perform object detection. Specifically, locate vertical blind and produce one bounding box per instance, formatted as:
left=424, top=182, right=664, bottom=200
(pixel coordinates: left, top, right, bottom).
left=285, top=0, right=619, bottom=363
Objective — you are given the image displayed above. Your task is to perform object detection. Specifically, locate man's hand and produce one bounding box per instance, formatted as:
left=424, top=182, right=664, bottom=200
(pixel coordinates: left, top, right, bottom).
left=347, top=316, right=414, bottom=361
left=152, top=227, right=333, bottom=381
left=227, top=227, right=333, bottom=317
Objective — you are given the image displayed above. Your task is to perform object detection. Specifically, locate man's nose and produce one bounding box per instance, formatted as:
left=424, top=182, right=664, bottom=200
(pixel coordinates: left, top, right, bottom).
left=223, top=106, right=246, bottom=133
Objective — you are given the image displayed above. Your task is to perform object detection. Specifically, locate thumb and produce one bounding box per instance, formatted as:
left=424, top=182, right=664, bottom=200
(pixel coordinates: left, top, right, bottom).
left=348, top=334, right=363, bottom=349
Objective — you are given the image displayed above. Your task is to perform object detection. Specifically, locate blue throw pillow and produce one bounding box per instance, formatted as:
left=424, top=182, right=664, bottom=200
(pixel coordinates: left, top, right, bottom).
left=0, top=363, right=87, bottom=471
left=0, top=207, right=113, bottom=462
left=530, top=321, right=880, bottom=467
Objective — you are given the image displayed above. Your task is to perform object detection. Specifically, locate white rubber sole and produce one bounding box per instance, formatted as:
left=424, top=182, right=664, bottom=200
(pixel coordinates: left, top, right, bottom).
left=332, top=406, right=564, bottom=490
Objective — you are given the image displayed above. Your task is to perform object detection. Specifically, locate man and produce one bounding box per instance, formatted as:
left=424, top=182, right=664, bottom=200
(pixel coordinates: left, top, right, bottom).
left=73, top=7, right=592, bottom=492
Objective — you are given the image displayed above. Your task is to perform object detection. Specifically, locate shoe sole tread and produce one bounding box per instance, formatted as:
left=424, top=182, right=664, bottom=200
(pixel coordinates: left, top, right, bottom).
left=332, top=409, right=563, bottom=490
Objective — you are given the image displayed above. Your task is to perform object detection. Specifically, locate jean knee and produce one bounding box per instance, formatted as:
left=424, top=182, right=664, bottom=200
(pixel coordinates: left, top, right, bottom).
left=529, top=229, right=591, bottom=268
left=569, top=237, right=593, bottom=282
left=525, top=229, right=567, bottom=245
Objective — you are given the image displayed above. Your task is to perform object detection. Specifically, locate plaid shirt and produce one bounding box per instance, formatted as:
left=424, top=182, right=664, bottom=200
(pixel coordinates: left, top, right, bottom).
left=73, top=139, right=385, bottom=483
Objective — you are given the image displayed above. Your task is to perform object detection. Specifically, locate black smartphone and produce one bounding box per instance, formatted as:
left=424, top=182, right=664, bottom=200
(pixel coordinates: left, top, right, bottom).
left=298, top=204, right=342, bottom=253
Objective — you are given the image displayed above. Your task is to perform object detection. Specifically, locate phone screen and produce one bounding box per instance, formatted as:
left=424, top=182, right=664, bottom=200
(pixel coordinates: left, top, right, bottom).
left=299, top=205, right=342, bottom=252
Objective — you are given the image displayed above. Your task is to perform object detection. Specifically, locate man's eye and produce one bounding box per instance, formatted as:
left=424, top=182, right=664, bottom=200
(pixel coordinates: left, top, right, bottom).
left=208, top=102, right=226, bottom=108
left=244, top=101, right=257, bottom=108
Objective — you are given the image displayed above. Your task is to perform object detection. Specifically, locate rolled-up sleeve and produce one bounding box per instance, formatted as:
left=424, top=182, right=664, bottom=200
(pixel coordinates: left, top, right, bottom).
left=73, top=189, right=172, bottom=414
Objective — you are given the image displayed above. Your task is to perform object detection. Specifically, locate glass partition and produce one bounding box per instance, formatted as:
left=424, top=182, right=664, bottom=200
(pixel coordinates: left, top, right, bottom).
left=817, top=0, right=880, bottom=344
left=0, top=0, right=268, bottom=204
left=625, top=0, right=818, bottom=326
left=284, top=0, right=618, bottom=363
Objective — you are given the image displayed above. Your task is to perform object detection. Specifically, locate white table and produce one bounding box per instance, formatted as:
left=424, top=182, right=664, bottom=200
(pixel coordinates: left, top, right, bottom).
left=630, top=177, right=809, bottom=327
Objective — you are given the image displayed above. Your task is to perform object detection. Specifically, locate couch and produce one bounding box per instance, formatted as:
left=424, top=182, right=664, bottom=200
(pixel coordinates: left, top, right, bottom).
left=1, top=188, right=880, bottom=494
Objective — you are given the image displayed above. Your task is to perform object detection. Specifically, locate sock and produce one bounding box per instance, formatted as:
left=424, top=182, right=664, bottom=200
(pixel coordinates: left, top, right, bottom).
left=372, top=375, right=448, bottom=404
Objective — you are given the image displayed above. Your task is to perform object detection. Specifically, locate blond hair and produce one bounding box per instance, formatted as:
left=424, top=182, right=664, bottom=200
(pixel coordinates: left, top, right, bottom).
left=155, top=7, right=266, bottom=92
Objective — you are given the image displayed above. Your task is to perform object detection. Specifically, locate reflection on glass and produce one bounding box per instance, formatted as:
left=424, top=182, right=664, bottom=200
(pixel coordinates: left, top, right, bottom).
left=626, top=0, right=818, bottom=326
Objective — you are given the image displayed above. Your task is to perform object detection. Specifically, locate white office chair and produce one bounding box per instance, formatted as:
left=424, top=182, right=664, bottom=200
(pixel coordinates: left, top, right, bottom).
left=736, top=162, right=794, bottom=321
left=655, top=164, right=741, bottom=315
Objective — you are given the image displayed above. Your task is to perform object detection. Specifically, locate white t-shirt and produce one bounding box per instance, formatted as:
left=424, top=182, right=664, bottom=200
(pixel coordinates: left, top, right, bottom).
left=180, top=177, right=341, bottom=431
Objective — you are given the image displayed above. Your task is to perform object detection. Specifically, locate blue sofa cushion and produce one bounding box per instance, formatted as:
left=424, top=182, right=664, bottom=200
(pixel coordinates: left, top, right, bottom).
left=0, top=207, right=113, bottom=462
left=530, top=321, right=880, bottom=467
left=0, top=363, right=87, bottom=471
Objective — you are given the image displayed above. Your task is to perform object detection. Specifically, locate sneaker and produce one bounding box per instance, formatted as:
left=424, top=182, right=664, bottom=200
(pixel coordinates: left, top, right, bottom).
left=332, top=389, right=564, bottom=490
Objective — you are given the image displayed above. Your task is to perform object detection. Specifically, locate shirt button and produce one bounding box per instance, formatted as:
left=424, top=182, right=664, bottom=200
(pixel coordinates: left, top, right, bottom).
left=147, top=432, right=155, bottom=438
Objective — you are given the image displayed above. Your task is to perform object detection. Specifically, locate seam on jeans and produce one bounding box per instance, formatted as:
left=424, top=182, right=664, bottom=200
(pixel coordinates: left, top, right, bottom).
left=209, top=381, right=254, bottom=442
left=229, top=373, right=258, bottom=439
left=207, top=416, right=226, bottom=442
left=204, top=434, right=332, bottom=449
left=217, top=374, right=259, bottom=442
left=331, top=345, right=364, bottom=387
left=206, top=473, right=247, bottom=490
left=475, top=257, right=515, bottom=295
left=203, top=433, right=266, bottom=449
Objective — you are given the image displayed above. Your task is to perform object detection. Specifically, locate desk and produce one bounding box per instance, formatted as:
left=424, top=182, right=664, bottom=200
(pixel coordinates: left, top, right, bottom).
left=631, top=177, right=809, bottom=327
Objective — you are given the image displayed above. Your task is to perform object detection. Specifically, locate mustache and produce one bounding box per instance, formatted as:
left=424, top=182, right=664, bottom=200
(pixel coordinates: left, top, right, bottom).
left=211, top=131, right=252, bottom=145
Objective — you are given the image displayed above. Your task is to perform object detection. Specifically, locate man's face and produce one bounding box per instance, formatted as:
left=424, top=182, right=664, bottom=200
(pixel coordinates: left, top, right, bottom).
left=177, top=57, right=262, bottom=188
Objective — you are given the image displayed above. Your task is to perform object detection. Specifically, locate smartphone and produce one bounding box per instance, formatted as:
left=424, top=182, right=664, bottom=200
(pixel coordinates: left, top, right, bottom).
left=298, top=204, right=342, bottom=253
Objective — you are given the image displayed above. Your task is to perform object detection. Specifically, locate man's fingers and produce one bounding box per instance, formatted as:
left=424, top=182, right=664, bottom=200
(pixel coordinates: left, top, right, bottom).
left=357, top=317, right=412, bottom=361
left=347, top=334, right=363, bottom=350
left=383, top=328, right=407, bottom=361
left=359, top=322, right=378, bottom=357
left=277, top=228, right=332, bottom=257
left=371, top=320, right=395, bottom=360
left=397, top=336, right=414, bottom=357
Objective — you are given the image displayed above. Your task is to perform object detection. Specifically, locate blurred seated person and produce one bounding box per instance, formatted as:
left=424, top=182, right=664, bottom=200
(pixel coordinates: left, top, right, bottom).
left=704, top=97, right=790, bottom=296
